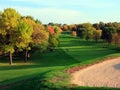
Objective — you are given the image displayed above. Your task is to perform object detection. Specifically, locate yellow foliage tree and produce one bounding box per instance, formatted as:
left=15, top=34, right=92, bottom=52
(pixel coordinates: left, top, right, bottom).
left=1, top=8, right=21, bottom=64
left=93, top=29, right=102, bottom=43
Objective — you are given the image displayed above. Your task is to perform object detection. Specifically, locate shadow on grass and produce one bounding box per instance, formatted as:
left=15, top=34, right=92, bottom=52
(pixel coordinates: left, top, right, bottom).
left=0, top=49, right=78, bottom=71
left=30, top=49, right=79, bottom=67
left=0, top=45, right=119, bottom=71
left=0, top=69, right=54, bottom=89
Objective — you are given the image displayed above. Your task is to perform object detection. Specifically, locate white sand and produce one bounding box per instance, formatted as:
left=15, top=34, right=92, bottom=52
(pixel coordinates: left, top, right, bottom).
left=71, top=57, right=120, bottom=88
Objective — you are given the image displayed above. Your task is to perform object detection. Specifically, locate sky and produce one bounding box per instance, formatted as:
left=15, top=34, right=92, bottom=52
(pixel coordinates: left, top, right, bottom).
left=0, top=0, right=120, bottom=24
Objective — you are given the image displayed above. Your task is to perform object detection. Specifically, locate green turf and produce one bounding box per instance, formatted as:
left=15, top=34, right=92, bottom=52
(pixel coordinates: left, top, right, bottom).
left=0, top=32, right=120, bottom=90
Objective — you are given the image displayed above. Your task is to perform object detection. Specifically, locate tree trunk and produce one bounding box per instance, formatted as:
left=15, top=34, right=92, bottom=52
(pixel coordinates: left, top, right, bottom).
left=9, top=52, right=12, bottom=65
left=25, top=50, right=28, bottom=62
left=95, top=38, right=98, bottom=43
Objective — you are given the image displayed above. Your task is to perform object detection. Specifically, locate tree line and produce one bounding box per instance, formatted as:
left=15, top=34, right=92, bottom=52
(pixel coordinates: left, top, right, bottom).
left=0, top=8, right=62, bottom=64
left=61, top=22, right=120, bottom=46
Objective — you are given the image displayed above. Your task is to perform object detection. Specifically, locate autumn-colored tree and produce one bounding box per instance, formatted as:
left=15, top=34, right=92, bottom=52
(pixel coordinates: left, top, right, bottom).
left=93, top=30, right=102, bottom=43
left=53, top=26, right=62, bottom=38
left=22, top=17, right=49, bottom=58
left=32, top=23, right=49, bottom=52
left=72, top=31, right=77, bottom=37
left=0, top=11, right=3, bottom=52
left=48, top=25, right=62, bottom=51
left=16, top=20, right=33, bottom=62
left=69, top=24, right=76, bottom=31
left=0, top=11, right=2, bottom=18
left=62, top=24, right=68, bottom=31
left=22, top=17, right=36, bottom=26
left=47, top=26, right=54, bottom=35
left=112, top=33, right=120, bottom=48
left=1, top=8, right=20, bottom=64
left=82, top=23, right=96, bottom=40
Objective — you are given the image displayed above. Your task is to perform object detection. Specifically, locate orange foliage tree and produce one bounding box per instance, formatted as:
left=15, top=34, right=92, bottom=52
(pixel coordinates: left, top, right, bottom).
left=72, top=31, right=77, bottom=37
left=47, top=26, right=55, bottom=35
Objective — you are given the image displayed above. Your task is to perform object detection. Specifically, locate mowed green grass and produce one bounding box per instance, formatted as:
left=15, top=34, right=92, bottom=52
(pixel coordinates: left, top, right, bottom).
left=0, top=32, right=120, bottom=89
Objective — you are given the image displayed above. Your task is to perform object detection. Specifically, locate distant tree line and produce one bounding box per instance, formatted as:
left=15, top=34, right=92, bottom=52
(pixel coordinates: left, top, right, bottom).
left=60, top=22, right=120, bottom=46
left=0, top=8, right=62, bottom=64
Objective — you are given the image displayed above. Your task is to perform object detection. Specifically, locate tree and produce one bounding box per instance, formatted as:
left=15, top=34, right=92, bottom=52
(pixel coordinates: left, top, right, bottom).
left=62, top=24, right=68, bottom=31
left=82, top=23, right=96, bottom=40
left=1, top=8, right=20, bottom=64
left=0, top=28, right=6, bottom=55
left=99, top=22, right=105, bottom=30
left=35, top=19, right=42, bottom=24
left=93, top=23, right=100, bottom=30
left=48, top=22, right=54, bottom=26
left=48, top=35, right=59, bottom=51
left=69, top=24, right=76, bottom=31
left=47, top=26, right=54, bottom=35
left=48, top=26, right=62, bottom=51
left=53, top=26, right=62, bottom=38
left=93, top=30, right=102, bottom=43
left=0, top=11, right=4, bottom=52
left=76, top=24, right=84, bottom=38
left=112, top=33, right=120, bottom=48
left=0, top=11, right=2, bottom=18
left=102, top=27, right=116, bottom=44
left=16, top=20, right=33, bottom=62
left=24, top=16, right=34, bottom=21
left=72, top=31, right=77, bottom=37
left=32, top=23, right=49, bottom=52
left=23, top=17, right=49, bottom=54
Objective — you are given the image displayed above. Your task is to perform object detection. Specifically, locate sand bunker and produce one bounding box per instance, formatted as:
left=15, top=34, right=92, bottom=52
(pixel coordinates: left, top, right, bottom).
left=71, top=57, right=120, bottom=88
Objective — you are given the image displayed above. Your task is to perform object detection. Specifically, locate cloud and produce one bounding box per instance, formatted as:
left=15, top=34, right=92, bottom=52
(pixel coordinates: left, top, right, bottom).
left=12, top=6, right=83, bottom=24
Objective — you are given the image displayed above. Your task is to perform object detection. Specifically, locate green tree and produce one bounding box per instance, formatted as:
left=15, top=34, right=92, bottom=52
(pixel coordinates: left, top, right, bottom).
left=102, top=27, right=116, bottom=44
left=49, top=35, right=59, bottom=51
left=76, top=24, right=84, bottom=38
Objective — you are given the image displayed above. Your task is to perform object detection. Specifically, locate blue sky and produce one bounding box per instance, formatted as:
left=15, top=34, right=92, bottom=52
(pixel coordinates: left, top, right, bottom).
left=0, top=0, right=120, bottom=24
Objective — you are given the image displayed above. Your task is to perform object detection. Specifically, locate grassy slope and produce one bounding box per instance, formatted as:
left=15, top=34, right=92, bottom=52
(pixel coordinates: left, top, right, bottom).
left=0, top=32, right=120, bottom=90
